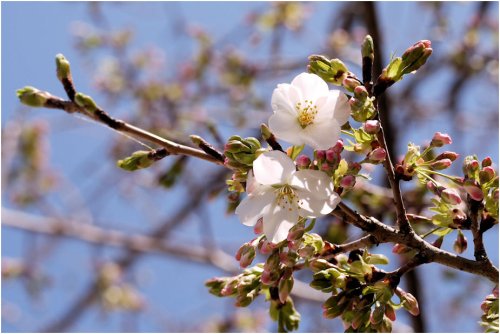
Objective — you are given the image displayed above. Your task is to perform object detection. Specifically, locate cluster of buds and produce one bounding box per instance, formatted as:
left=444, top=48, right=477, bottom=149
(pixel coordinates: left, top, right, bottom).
left=479, top=287, right=499, bottom=332
left=224, top=135, right=264, bottom=192
left=348, top=86, right=376, bottom=122
left=307, top=55, right=351, bottom=85
left=373, top=40, right=432, bottom=96
left=205, top=265, right=263, bottom=307
left=462, top=155, right=498, bottom=205
left=295, top=140, right=344, bottom=175
left=116, top=148, right=168, bottom=171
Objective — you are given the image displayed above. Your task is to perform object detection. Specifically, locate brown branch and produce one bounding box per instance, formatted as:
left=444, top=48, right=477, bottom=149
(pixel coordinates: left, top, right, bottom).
left=334, top=202, right=499, bottom=284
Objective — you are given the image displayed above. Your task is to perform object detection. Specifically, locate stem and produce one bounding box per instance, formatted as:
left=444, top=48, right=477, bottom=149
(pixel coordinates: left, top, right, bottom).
left=341, top=129, right=355, bottom=138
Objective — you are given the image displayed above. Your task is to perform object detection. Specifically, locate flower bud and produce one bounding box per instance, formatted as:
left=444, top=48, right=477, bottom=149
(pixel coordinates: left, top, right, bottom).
left=363, top=120, right=380, bottom=134
left=315, top=150, right=326, bottom=162
left=75, top=92, right=99, bottom=113
left=441, top=188, right=462, bottom=205
left=287, top=223, right=305, bottom=241
left=332, top=140, right=344, bottom=154
left=398, top=289, right=420, bottom=316
left=479, top=167, right=495, bottom=184
left=342, top=76, right=360, bottom=92
left=235, top=243, right=256, bottom=268
left=278, top=275, right=294, bottom=304
left=258, top=239, right=275, bottom=254
left=463, top=156, right=480, bottom=177
left=287, top=239, right=302, bottom=251
left=435, top=151, right=459, bottom=162
left=340, top=175, right=356, bottom=189
left=430, top=158, right=452, bottom=170
left=453, top=230, right=467, bottom=254
left=254, top=218, right=263, bottom=234
left=430, top=132, right=452, bottom=147
left=392, top=243, right=412, bottom=254
left=297, top=245, right=315, bottom=258
left=16, top=86, right=52, bottom=107
left=426, top=181, right=439, bottom=195
left=117, top=150, right=155, bottom=171
left=368, top=147, right=387, bottom=163
left=493, top=286, right=499, bottom=298
left=464, top=179, right=484, bottom=201
left=307, top=55, right=348, bottom=85
left=308, top=259, right=335, bottom=272
left=361, top=35, right=374, bottom=62
left=55, top=53, right=72, bottom=82
left=295, top=154, right=311, bottom=168
left=482, top=156, right=492, bottom=168
left=432, top=236, right=444, bottom=249
left=385, top=304, right=396, bottom=321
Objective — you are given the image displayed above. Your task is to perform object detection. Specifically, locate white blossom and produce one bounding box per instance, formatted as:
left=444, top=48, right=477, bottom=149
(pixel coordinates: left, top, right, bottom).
left=268, top=72, right=350, bottom=150
left=235, top=151, right=340, bottom=243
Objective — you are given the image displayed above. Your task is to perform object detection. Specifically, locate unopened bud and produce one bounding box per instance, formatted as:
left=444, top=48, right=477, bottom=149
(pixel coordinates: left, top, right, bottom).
left=17, top=86, right=52, bottom=107
left=315, top=150, right=326, bottom=162
left=482, top=156, right=492, bottom=168
left=258, top=239, right=275, bottom=255
left=427, top=181, right=439, bottom=195
left=398, top=289, right=420, bottom=316
left=479, top=167, right=495, bottom=184
left=361, top=35, right=374, bottom=61
left=308, top=55, right=349, bottom=85
left=392, top=243, right=412, bottom=254
left=278, top=275, right=294, bottom=304
left=463, top=156, right=480, bottom=177
left=453, top=230, right=467, bottom=254
left=432, top=236, right=444, bottom=249
left=441, top=188, right=462, bottom=205
left=430, top=159, right=452, bottom=170
left=368, top=147, right=387, bottom=163
left=332, top=140, right=344, bottom=154
left=75, top=92, right=99, bottom=113
left=325, top=148, right=339, bottom=164
left=342, top=76, right=360, bottom=92
left=340, top=174, right=356, bottom=189
left=235, top=243, right=256, bottom=268
left=354, top=85, right=369, bottom=99
left=117, top=150, right=154, bottom=171
left=464, top=180, right=484, bottom=201
left=385, top=304, right=396, bottom=321
left=254, top=218, right=263, bottom=234
left=363, top=120, right=380, bottom=134
left=55, top=53, right=72, bottom=82
left=296, top=155, right=311, bottom=168
left=287, top=223, right=305, bottom=241
left=435, top=151, right=459, bottom=162
left=430, top=132, right=452, bottom=147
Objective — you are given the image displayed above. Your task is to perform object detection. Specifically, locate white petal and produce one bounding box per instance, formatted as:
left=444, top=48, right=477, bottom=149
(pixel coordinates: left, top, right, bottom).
left=253, top=151, right=296, bottom=186
left=291, top=73, right=329, bottom=102
left=291, top=170, right=340, bottom=217
left=268, top=112, right=304, bottom=146
left=245, top=170, right=268, bottom=196
left=300, top=118, right=341, bottom=150
left=235, top=189, right=275, bottom=226
left=271, top=84, right=301, bottom=116
left=263, top=204, right=298, bottom=243
left=332, top=90, right=350, bottom=126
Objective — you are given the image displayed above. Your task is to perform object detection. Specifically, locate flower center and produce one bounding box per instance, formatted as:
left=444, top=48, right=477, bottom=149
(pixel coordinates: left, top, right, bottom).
left=276, top=185, right=299, bottom=212
left=296, top=100, right=318, bottom=129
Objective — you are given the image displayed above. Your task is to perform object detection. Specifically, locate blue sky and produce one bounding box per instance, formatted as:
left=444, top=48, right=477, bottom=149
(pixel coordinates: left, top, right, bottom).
left=2, top=2, right=498, bottom=332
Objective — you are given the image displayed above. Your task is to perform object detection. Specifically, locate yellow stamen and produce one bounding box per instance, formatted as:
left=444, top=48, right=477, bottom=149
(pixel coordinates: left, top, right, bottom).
left=296, top=100, right=318, bottom=128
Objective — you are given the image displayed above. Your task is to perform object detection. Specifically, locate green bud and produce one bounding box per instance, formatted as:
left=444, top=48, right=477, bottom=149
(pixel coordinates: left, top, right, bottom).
left=55, top=53, right=71, bottom=82
left=308, top=55, right=349, bottom=85
left=361, top=35, right=374, bottom=61
left=16, top=86, right=51, bottom=107
left=260, top=123, right=273, bottom=141
left=243, top=137, right=261, bottom=151
left=117, top=150, right=154, bottom=171
left=75, top=92, right=99, bottom=113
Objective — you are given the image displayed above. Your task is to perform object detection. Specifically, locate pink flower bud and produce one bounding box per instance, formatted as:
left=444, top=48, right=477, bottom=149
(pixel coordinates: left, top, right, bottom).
left=315, top=150, right=326, bottom=161
left=354, top=85, right=369, bottom=97
left=325, top=149, right=338, bottom=163
left=464, top=180, right=484, bottom=201
left=493, top=286, right=499, bottom=298
left=426, top=181, right=439, bottom=195
left=321, top=163, right=331, bottom=172
left=254, top=218, right=263, bottom=234
left=342, top=77, right=360, bottom=91
left=340, top=175, right=356, bottom=189
left=385, top=304, right=396, bottom=321
left=258, top=240, right=275, bottom=254
left=430, top=132, right=452, bottom=147
left=430, top=159, right=452, bottom=170
left=368, top=148, right=387, bottom=163
left=296, top=155, right=311, bottom=168
left=331, top=140, right=344, bottom=154
left=435, top=151, right=459, bottom=162
left=287, top=239, right=302, bottom=251
left=482, top=156, right=492, bottom=168
left=363, top=120, right=380, bottom=134
left=399, top=290, right=420, bottom=316
left=441, top=188, right=462, bottom=205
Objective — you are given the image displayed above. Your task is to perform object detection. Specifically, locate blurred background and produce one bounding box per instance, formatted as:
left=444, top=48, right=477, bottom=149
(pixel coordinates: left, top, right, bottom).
left=2, top=2, right=498, bottom=332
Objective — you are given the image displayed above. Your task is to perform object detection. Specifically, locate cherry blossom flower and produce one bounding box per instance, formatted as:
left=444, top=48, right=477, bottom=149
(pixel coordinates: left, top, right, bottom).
left=235, top=150, right=340, bottom=243
left=268, top=72, right=350, bottom=150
